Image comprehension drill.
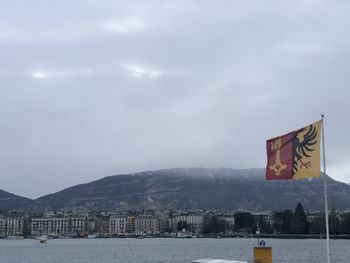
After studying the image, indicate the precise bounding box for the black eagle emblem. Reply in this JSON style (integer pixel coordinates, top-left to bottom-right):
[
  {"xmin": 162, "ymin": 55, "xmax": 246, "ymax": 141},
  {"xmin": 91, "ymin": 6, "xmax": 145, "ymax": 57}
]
[{"xmin": 292, "ymin": 124, "xmax": 318, "ymax": 175}]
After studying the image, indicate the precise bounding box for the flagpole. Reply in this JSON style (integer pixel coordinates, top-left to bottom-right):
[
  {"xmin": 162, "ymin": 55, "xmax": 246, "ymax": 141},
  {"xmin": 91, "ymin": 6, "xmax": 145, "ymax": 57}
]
[{"xmin": 321, "ymin": 114, "xmax": 331, "ymax": 263}]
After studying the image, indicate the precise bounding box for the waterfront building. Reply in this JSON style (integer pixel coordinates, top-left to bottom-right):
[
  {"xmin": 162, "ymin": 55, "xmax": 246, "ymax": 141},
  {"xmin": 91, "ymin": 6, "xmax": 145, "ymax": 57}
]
[
  {"xmin": 158, "ymin": 211, "xmax": 172, "ymax": 233},
  {"xmin": 171, "ymin": 211, "xmax": 204, "ymax": 233},
  {"xmin": 70, "ymin": 217, "xmax": 88, "ymax": 236},
  {"xmin": 220, "ymin": 213, "xmax": 235, "ymax": 232},
  {"xmin": 134, "ymin": 215, "xmax": 160, "ymax": 235},
  {"xmin": 306, "ymin": 211, "xmax": 325, "ymax": 222},
  {"xmin": 127, "ymin": 215, "xmax": 135, "ymax": 234},
  {"xmin": 93, "ymin": 214, "xmax": 110, "ymax": 235},
  {"xmin": 31, "ymin": 216, "xmax": 88, "ymax": 236},
  {"xmin": 234, "ymin": 212, "xmax": 254, "ymax": 233},
  {"xmin": 31, "ymin": 217, "xmax": 70, "ymax": 236},
  {"xmin": 109, "ymin": 215, "xmax": 128, "ymax": 236},
  {"xmin": 0, "ymin": 217, "xmax": 24, "ymax": 237},
  {"xmin": 252, "ymin": 212, "xmax": 273, "ymax": 229}
]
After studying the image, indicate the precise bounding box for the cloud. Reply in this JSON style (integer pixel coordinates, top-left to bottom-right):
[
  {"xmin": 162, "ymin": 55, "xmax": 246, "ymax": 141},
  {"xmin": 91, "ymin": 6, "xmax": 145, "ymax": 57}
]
[
  {"xmin": 32, "ymin": 72, "xmax": 47, "ymax": 79},
  {"xmin": 282, "ymin": 43, "xmax": 324, "ymax": 53},
  {"xmin": 329, "ymin": 161, "xmax": 350, "ymax": 184},
  {"xmin": 28, "ymin": 69, "xmax": 93, "ymax": 79},
  {"xmin": 122, "ymin": 64, "xmax": 164, "ymax": 78},
  {"xmin": 0, "ymin": 14, "xmax": 146, "ymax": 42},
  {"xmin": 102, "ymin": 18, "xmax": 146, "ymax": 34},
  {"xmin": 1, "ymin": 0, "xmax": 350, "ymax": 198}
]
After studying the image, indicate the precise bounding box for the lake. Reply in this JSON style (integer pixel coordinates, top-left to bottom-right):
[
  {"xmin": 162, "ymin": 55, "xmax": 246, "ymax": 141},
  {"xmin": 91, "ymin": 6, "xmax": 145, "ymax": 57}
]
[{"xmin": 0, "ymin": 238, "xmax": 349, "ymax": 263}]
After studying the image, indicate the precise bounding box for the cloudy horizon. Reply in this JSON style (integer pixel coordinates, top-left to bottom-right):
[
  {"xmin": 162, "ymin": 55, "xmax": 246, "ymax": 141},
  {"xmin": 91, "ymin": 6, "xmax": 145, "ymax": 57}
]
[{"xmin": 1, "ymin": 0, "xmax": 350, "ymax": 199}]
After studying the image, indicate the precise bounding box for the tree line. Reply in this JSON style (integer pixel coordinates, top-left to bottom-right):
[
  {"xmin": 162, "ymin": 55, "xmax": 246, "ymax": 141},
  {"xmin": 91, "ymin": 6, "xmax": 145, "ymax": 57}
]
[{"xmin": 193, "ymin": 203, "xmax": 350, "ymax": 235}]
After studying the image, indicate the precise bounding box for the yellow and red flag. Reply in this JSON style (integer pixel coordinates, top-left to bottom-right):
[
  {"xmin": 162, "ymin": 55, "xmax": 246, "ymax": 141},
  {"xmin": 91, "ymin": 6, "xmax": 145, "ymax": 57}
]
[{"xmin": 266, "ymin": 120, "xmax": 321, "ymax": 180}]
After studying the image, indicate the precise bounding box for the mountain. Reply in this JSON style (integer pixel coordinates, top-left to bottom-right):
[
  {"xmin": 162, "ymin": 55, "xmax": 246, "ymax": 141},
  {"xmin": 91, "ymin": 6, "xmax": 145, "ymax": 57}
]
[
  {"xmin": 33, "ymin": 168, "xmax": 350, "ymax": 212},
  {"xmin": 0, "ymin": 189, "xmax": 34, "ymax": 211}
]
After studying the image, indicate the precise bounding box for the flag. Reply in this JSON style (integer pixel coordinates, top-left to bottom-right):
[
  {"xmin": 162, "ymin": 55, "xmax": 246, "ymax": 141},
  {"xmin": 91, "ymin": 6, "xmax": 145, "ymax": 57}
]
[{"xmin": 266, "ymin": 120, "xmax": 321, "ymax": 180}]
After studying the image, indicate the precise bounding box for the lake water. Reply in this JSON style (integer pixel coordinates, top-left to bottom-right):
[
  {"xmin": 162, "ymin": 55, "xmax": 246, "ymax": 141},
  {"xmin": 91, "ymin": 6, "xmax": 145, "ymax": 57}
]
[{"xmin": 0, "ymin": 238, "xmax": 349, "ymax": 263}]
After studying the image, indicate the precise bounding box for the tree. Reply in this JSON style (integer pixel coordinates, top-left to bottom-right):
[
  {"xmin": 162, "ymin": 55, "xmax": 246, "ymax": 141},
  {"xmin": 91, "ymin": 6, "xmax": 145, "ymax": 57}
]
[
  {"xmin": 329, "ymin": 208, "xmax": 341, "ymax": 234},
  {"xmin": 274, "ymin": 210, "xmax": 293, "ymax": 234},
  {"xmin": 340, "ymin": 213, "xmax": 350, "ymax": 234},
  {"xmin": 293, "ymin": 202, "xmax": 308, "ymax": 234},
  {"xmin": 177, "ymin": 220, "xmax": 188, "ymax": 231},
  {"xmin": 309, "ymin": 216, "xmax": 325, "ymax": 235},
  {"xmin": 201, "ymin": 216, "xmax": 228, "ymax": 234}
]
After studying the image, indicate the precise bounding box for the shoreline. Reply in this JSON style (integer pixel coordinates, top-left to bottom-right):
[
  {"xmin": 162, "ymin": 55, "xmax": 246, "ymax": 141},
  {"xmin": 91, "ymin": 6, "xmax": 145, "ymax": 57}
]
[{"xmin": 2, "ymin": 234, "xmax": 350, "ymax": 240}]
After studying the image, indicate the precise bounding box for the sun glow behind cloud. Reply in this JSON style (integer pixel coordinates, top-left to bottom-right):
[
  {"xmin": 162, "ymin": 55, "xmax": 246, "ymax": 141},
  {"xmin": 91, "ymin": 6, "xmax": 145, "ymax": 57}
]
[
  {"xmin": 29, "ymin": 69, "xmax": 93, "ymax": 79},
  {"xmin": 32, "ymin": 72, "xmax": 47, "ymax": 79},
  {"xmin": 122, "ymin": 64, "xmax": 164, "ymax": 78}
]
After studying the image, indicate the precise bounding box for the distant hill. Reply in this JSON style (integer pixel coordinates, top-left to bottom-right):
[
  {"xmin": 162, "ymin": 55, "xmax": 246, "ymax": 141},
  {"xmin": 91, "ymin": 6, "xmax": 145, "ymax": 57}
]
[
  {"xmin": 0, "ymin": 189, "xmax": 34, "ymax": 211},
  {"xmin": 30, "ymin": 168, "xmax": 350, "ymax": 212}
]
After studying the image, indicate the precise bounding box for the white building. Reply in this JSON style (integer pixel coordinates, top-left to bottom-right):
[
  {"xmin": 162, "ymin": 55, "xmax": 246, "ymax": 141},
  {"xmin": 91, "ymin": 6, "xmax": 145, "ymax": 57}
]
[
  {"xmin": 31, "ymin": 217, "xmax": 87, "ymax": 236},
  {"xmin": 172, "ymin": 212, "xmax": 204, "ymax": 233},
  {"xmin": 70, "ymin": 217, "xmax": 88, "ymax": 236},
  {"xmin": 31, "ymin": 217, "xmax": 69, "ymax": 236},
  {"xmin": 134, "ymin": 215, "xmax": 159, "ymax": 235},
  {"xmin": 0, "ymin": 217, "xmax": 24, "ymax": 236},
  {"xmin": 109, "ymin": 215, "xmax": 128, "ymax": 236}
]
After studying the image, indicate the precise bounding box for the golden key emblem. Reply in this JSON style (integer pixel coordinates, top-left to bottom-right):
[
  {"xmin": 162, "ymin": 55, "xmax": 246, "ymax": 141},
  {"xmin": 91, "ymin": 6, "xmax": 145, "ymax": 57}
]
[{"xmin": 269, "ymin": 138, "xmax": 287, "ymax": 176}]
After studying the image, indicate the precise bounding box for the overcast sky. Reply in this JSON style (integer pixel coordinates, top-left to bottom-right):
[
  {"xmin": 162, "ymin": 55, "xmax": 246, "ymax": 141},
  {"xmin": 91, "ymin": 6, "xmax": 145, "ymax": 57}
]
[{"xmin": 1, "ymin": 0, "xmax": 350, "ymax": 199}]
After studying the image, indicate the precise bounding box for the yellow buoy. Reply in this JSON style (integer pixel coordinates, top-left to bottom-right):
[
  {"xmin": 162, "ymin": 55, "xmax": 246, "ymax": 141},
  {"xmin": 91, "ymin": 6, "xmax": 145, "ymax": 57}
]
[{"xmin": 253, "ymin": 247, "xmax": 272, "ymax": 263}]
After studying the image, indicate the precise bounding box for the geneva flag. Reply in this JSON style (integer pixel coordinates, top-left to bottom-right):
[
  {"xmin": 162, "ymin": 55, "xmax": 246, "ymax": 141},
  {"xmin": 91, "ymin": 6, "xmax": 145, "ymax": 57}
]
[{"xmin": 266, "ymin": 120, "xmax": 321, "ymax": 180}]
